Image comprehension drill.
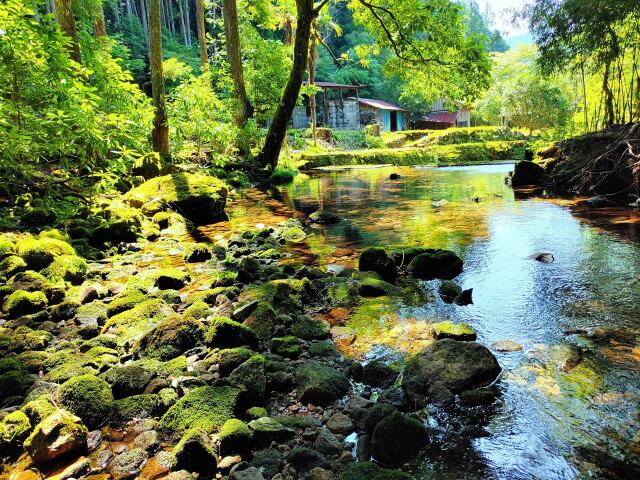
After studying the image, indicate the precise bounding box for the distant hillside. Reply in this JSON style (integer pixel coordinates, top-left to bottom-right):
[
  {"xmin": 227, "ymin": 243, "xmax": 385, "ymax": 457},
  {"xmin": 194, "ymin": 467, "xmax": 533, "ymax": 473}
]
[{"xmin": 506, "ymin": 32, "xmax": 534, "ymax": 48}]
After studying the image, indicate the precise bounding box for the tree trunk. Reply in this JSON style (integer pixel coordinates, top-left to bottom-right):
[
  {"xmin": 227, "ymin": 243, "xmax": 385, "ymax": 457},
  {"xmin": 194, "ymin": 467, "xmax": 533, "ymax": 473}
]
[
  {"xmin": 309, "ymin": 20, "xmax": 317, "ymax": 145},
  {"xmin": 54, "ymin": 0, "xmax": 81, "ymax": 63},
  {"xmin": 139, "ymin": 0, "xmax": 149, "ymax": 46},
  {"xmin": 222, "ymin": 0, "xmax": 250, "ymax": 126},
  {"xmin": 196, "ymin": 0, "xmax": 209, "ymax": 70},
  {"xmin": 149, "ymin": 0, "xmax": 170, "ymax": 154},
  {"xmin": 256, "ymin": 0, "xmax": 316, "ymax": 170},
  {"xmin": 168, "ymin": 0, "xmax": 176, "ymax": 35},
  {"xmin": 93, "ymin": 6, "xmax": 107, "ymax": 37},
  {"xmin": 177, "ymin": 0, "xmax": 188, "ymax": 45},
  {"xmin": 603, "ymin": 61, "xmax": 615, "ymax": 127},
  {"xmin": 184, "ymin": 0, "xmax": 192, "ymax": 46}
]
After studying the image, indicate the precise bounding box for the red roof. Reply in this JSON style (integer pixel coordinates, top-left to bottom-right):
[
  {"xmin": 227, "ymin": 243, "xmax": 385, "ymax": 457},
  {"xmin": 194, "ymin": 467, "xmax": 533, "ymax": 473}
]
[
  {"xmin": 356, "ymin": 98, "xmax": 408, "ymax": 112},
  {"xmin": 421, "ymin": 111, "xmax": 458, "ymax": 124},
  {"xmin": 303, "ymin": 81, "xmax": 361, "ymax": 89}
]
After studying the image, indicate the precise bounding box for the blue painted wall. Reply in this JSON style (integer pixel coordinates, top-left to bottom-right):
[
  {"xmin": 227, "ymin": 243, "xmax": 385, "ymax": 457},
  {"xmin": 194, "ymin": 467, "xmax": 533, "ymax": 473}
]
[{"xmin": 380, "ymin": 110, "xmax": 391, "ymax": 131}]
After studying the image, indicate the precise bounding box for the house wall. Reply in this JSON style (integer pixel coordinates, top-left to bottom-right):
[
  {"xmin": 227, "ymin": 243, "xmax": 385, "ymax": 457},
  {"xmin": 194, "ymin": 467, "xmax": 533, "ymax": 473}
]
[
  {"xmin": 456, "ymin": 108, "xmax": 471, "ymax": 127},
  {"xmin": 327, "ymin": 99, "xmax": 360, "ymax": 130},
  {"xmin": 292, "ymin": 106, "xmax": 308, "ymax": 129}
]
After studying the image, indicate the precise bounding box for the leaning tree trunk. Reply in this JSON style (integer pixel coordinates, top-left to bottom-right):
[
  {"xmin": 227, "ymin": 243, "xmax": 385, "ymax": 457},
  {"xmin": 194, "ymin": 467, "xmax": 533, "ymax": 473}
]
[
  {"xmin": 54, "ymin": 0, "xmax": 81, "ymax": 63},
  {"xmin": 222, "ymin": 0, "xmax": 250, "ymax": 126},
  {"xmin": 149, "ymin": 0, "xmax": 170, "ymax": 154},
  {"xmin": 256, "ymin": 0, "xmax": 316, "ymax": 170},
  {"xmin": 603, "ymin": 61, "xmax": 615, "ymax": 127},
  {"xmin": 93, "ymin": 5, "xmax": 107, "ymax": 37},
  {"xmin": 196, "ymin": 0, "xmax": 209, "ymax": 70},
  {"xmin": 309, "ymin": 20, "xmax": 318, "ymax": 145}
]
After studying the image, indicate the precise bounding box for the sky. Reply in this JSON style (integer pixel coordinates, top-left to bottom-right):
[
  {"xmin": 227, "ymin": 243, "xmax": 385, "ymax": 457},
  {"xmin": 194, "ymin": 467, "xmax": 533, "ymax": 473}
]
[{"xmin": 481, "ymin": 0, "xmax": 530, "ymax": 38}]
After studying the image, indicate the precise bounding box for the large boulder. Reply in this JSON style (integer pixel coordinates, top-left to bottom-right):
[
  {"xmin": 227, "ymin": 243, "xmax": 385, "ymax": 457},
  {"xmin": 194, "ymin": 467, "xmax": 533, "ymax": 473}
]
[
  {"xmin": 125, "ymin": 174, "xmax": 228, "ymax": 224},
  {"xmin": 172, "ymin": 428, "xmax": 217, "ymax": 473},
  {"xmin": 358, "ymin": 247, "xmax": 396, "ymax": 281},
  {"xmin": 402, "ymin": 339, "xmax": 501, "ymax": 407},
  {"xmin": 339, "ymin": 462, "xmax": 413, "ymax": 480},
  {"xmin": 136, "ymin": 315, "xmax": 205, "ymax": 361},
  {"xmin": 511, "ymin": 160, "xmax": 547, "ymax": 187},
  {"xmin": 408, "ymin": 250, "xmax": 463, "ymax": 280},
  {"xmin": 370, "ymin": 411, "xmax": 428, "ymax": 467},
  {"xmin": 56, "ymin": 374, "xmax": 114, "ymax": 429},
  {"xmin": 24, "ymin": 409, "xmax": 88, "ymax": 466},
  {"xmin": 295, "ymin": 361, "xmax": 350, "ymax": 406}
]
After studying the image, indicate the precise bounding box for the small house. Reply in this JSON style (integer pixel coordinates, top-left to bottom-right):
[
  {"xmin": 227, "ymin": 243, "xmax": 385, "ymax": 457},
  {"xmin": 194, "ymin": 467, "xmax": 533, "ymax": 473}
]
[
  {"xmin": 292, "ymin": 82, "xmax": 361, "ymax": 130},
  {"xmin": 355, "ymin": 98, "xmax": 408, "ymax": 132},
  {"xmin": 414, "ymin": 99, "xmax": 471, "ymax": 130}
]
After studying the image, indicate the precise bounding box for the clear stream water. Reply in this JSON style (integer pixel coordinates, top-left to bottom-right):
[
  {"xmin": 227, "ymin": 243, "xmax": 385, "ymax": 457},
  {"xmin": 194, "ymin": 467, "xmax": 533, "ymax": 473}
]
[{"xmin": 209, "ymin": 163, "xmax": 640, "ymax": 479}]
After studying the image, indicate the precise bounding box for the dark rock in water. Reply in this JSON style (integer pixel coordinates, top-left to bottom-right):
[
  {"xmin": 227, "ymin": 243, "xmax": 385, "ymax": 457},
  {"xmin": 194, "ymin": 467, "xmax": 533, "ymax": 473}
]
[
  {"xmin": 389, "ymin": 173, "xmax": 401, "ymax": 180},
  {"xmin": 295, "ymin": 362, "xmax": 350, "ymax": 406},
  {"xmin": 358, "ymin": 247, "xmax": 396, "ymax": 282},
  {"xmin": 432, "ymin": 321, "xmax": 477, "ymax": 341},
  {"xmin": 364, "ymin": 402, "xmax": 397, "ymax": 433},
  {"xmin": 438, "ymin": 280, "xmax": 462, "ymax": 303},
  {"xmin": 454, "ymin": 288, "xmax": 473, "ymax": 306},
  {"xmin": 408, "ymin": 250, "xmax": 463, "ymax": 280},
  {"xmin": 370, "ymin": 411, "xmax": 428, "ymax": 467},
  {"xmin": 459, "ymin": 387, "xmax": 498, "ymax": 406},
  {"xmin": 510, "ymin": 160, "xmax": 547, "ymax": 187},
  {"xmin": 172, "ymin": 428, "xmax": 217, "ymax": 473},
  {"xmin": 587, "ymin": 195, "xmax": 611, "ymax": 208},
  {"xmin": 362, "ymin": 360, "xmax": 398, "ymax": 388},
  {"xmin": 402, "ymin": 339, "xmax": 501, "ymax": 408},
  {"xmin": 377, "ymin": 387, "xmax": 409, "ymax": 410},
  {"xmin": 533, "ymin": 252, "xmax": 554, "ymax": 263},
  {"xmin": 309, "ymin": 210, "xmax": 341, "ymax": 224},
  {"xmin": 339, "ymin": 461, "xmax": 413, "ymax": 480}
]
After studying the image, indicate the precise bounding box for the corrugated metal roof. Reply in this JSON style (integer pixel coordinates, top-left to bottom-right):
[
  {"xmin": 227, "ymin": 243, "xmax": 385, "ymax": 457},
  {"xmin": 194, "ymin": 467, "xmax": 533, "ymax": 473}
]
[
  {"xmin": 303, "ymin": 81, "xmax": 361, "ymax": 89},
  {"xmin": 356, "ymin": 98, "xmax": 409, "ymax": 112},
  {"xmin": 421, "ymin": 111, "xmax": 458, "ymax": 124}
]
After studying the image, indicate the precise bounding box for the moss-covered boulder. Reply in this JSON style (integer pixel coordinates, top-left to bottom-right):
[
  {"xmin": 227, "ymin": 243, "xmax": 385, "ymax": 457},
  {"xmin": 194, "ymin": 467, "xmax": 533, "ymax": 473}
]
[
  {"xmin": 338, "ymin": 461, "xmax": 413, "ymax": 480},
  {"xmin": 243, "ymin": 301, "xmax": 277, "ymax": 340},
  {"xmin": 248, "ymin": 417, "xmax": 295, "ymax": 446},
  {"xmin": 57, "ymin": 375, "xmax": 114, "ymax": 429},
  {"xmin": 155, "ymin": 268, "xmax": 190, "ymax": 290},
  {"xmin": 172, "ymin": 428, "xmax": 217, "ymax": 473},
  {"xmin": 183, "ymin": 243, "xmax": 212, "ymax": 263},
  {"xmin": 357, "ymin": 276, "xmax": 400, "ymax": 297},
  {"xmin": 402, "ymin": 338, "xmax": 501, "ymax": 407},
  {"xmin": 24, "ymin": 409, "xmax": 88, "ymax": 466},
  {"xmin": 362, "ymin": 360, "xmax": 399, "ymax": 389},
  {"xmin": 136, "ymin": 314, "xmax": 205, "ymax": 361},
  {"xmin": 0, "ymin": 237, "xmax": 16, "ymax": 259},
  {"xmin": 41, "ymin": 255, "xmax": 88, "ymax": 284},
  {"xmin": 218, "ymin": 347, "xmax": 256, "ymax": 376},
  {"xmin": 408, "ymin": 250, "xmax": 463, "ymax": 280},
  {"xmin": 101, "ymin": 365, "xmax": 156, "ymax": 399},
  {"xmin": 291, "ymin": 317, "xmax": 330, "ymax": 340},
  {"xmin": 159, "ymin": 386, "xmax": 240, "ymax": 437},
  {"xmin": 184, "ymin": 289, "xmax": 221, "ymax": 307},
  {"xmin": 102, "ymin": 299, "xmax": 172, "ymax": 346},
  {"xmin": 2, "ymin": 290, "xmax": 47, "ymax": 316},
  {"xmin": 125, "ymin": 174, "xmax": 228, "ymax": 224},
  {"xmin": 358, "ymin": 247, "xmax": 396, "ymax": 281},
  {"xmin": 112, "ymin": 394, "xmax": 165, "ymax": 422},
  {"xmin": 370, "ymin": 411, "xmax": 428, "ymax": 467},
  {"xmin": 205, "ymin": 317, "xmax": 258, "ymax": 350},
  {"xmin": 182, "ymin": 301, "xmax": 210, "ymax": 322},
  {"xmin": 432, "ymin": 321, "xmax": 477, "ymax": 341},
  {"xmin": 229, "ymin": 355, "xmax": 266, "ymax": 402},
  {"xmin": 0, "ymin": 410, "xmax": 31, "ymax": 454},
  {"xmin": 219, "ymin": 418, "xmax": 252, "ymax": 455},
  {"xmin": 20, "ymin": 208, "xmax": 57, "ymax": 228},
  {"xmin": 107, "ymin": 289, "xmax": 147, "ymax": 317},
  {"xmin": 0, "ymin": 255, "xmax": 27, "ymax": 278},
  {"xmin": 271, "ymin": 336, "xmax": 301, "ymax": 359},
  {"xmin": 17, "ymin": 237, "xmax": 76, "ymax": 270},
  {"xmin": 295, "ymin": 362, "xmax": 350, "ymax": 406}
]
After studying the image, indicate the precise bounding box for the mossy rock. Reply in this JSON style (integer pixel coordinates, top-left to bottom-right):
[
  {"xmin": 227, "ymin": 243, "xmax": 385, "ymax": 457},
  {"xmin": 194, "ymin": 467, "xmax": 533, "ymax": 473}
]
[
  {"xmin": 280, "ymin": 225, "xmax": 306, "ymax": 242},
  {"xmin": 357, "ymin": 276, "xmax": 400, "ymax": 297},
  {"xmin": 432, "ymin": 321, "xmax": 476, "ymax": 341},
  {"xmin": 136, "ymin": 314, "xmax": 205, "ymax": 361},
  {"xmin": 38, "ymin": 229, "xmax": 70, "ymax": 242},
  {"xmin": 125, "ymin": 173, "xmax": 228, "ymax": 224},
  {"xmin": 205, "ymin": 317, "xmax": 258, "ymax": 350},
  {"xmin": 218, "ymin": 347, "xmax": 256, "ymax": 376},
  {"xmin": 41, "ymin": 255, "xmax": 88, "ymax": 284},
  {"xmin": 0, "ymin": 368, "xmax": 33, "ymax": 403},
  {"xmin": 8, "ymin": 328, "xmax": 53, "ymax": 353},
  {"xmin": 219, "ymin": 418, "xmax": 252, "ymax": 455},
  {"xmin": 0, "ymin": 237, "xmax": 16, "ymax": 259},
  {"xmin": 155, "ymin": 268, "xmax": 190, "ymax": 290},
  {"xmin": 171, "ymin": 428, "xmax": 217, "ymax": 473},
  {"xmin": 0, "ymin": 255, "xmax": 27, "ymax": 278},
  {"xmin": 183, "ymin": 243, "xmax": 213, "ymax": 263},
  {"xmin": 101, "ymin": 365, "xmax": 156, "ymax": 399},
  {"xmin": 291, "ymin": 317, "xmax": 330, "ymax": 340},
  {"xmin": 75, "ymin": 302, "xmax": 108, "ymax": 327},
  {"xmin": 2, "ymin": 290, "xmax": 47, "ymax": 317},
  {"xmin": 102, "ymin": 299, "xmax": 172, "ymax": 347},
  {"xmin": 57, "ymin": 374, "xmax": 114, "ymax": 429},
  {"xmin": 7, "ymin": 270, "xmax": 49, "ymax": 293},
  {"xmin": 308, "ymin": 340, "xmax": 338, "ymax": 358},
  {"xmin": 358, "ymin": 247, "xmax": 396, "ymax": 282},
  {"xmin": 408, "ymin": 250, "xmax": 463, "ymax": 280},
  {"xmin": 155, "ymin": 289, "xmax": 182, "ymax": 305},
  {"xmin": 21, "ymin": 398, "xmax": 56, "ymax": 425},
  {"xmin": 48, "ymin": 300, "xmax": 80, "ymax": 321},
  {"xmin": 362, "ymin": 360, "xmax": 400, "ymax": 389},
  {"xmin": 112, "ymin": 394, "xmax": 164, "ymax": 422},
  {"xmin": 151, "ymin": 211, "xmax": 172, "ymax": 229},
  {"xmin": 229, "ymin": 355, "xmax": 266, "ymax": 403},
  {"xmin": 370, "ymin": 411, "xmax": 428, "ymax": 467},
  {"xmin": 0, "ymin": 410, "xmax": 31, "ymax": 454},
  {"xmin": 17, "ymin": 237, "xmax": 76, "ymax": 270},
  {"xmin": 248, "ymin": 417, "xmax": 295, "ymax": 445},
  {"xmin": 20, "ymin": 208, "xmax": 57, "ymax": 228},
  {"xmin": 24, "ymin": 409, "xmax": 88, "ymax": 466},
  {"xmin": 438, "ymin": 280, "xmax": 462, "ymax": 303},
  {"xmin": 295, "ymin": 362, "xmax": 350, "ymax": 406},
  {"xmin": 246, "ymin": 406, "xmax": 268, "ymax": 419},
  {"xmin": 158, "ymin": 386, "xmax": 240, "ymax": 437},
  {"xmin": 243, "ymin": 301, "xmax": 277, "ymax": 340},
  {"xmin": 182, "ymin": 301, "xmax": 211, "ymax": 322},
  {"xmin": 338, "ymin": 461, "xmax": 413, "ymax": 480},
  {"xmin": 184, "ymin": 289, "xmax": 222, "ymax": 307},
  {"xmin": 107, "ymin": 289, "xmax": 147, "ymax": 317},
  {"xmin": 271, "ymin": 336, "xmax": 301, "ymax": 359}
]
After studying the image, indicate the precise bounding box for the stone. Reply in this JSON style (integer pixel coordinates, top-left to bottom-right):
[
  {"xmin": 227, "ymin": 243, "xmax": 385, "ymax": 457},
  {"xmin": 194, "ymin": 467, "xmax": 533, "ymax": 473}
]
[
  {"xmin": 2, "ymin": 290, "xmax": 47, "ymax": 317},
  {"xmin": 171, "ymin": 428, "xmax": 217, "ymax": 473},
  {"xmin": 133, "ymin": 430, "xmax": 160, "ymax": 453},
  {"xmin": 295, "ymin": 362, "xmax": 350, "ymax": 406},
  {"xmin": 534, "ymin": 252, "xmax": 555, "ymax": 263},
  {"xmin": 491, "ymin": 340, "xmax": 523, "ymax": 352},
  {"xmin": 432, "ymin": 321, "xmax": 477, "ymax": 341},
  {"xmin": 358, "ymin": 247, "xmax": 396, "ymax": 282},
  {"xmin": 250, "ymin": 447, "xmax": 282, "ymax": 478},
  {"xmin": 271, "ymin": 336, "xmax": 302, "ymax": 359},
  {"xmin": 0, "ymin": 410, "xmax": 31, "ymax": 453},
  {"xmin": 24, "ymin": 409, "xmax": 88, "ymax": 466},
  {"xmin": 455, "ymin": 288, "xmax": 473, "ymax": 306},
  {"xmin": 315, "ymin": 427, "xmax": 343, "ymax": 456},
  {"xmin": 57, "ymin": 374, "xmax": 114, "ymax": 429},
  {"xmin": 408, "ymin": 250, "xmax": 463, "ymax": 280},
  {"xmin": 309, "ymin": 467, "xmax": 336, "ymax": 480},
  {"xmin": 183, "ymin": 243, "xmax": 213, "ymax": 263},
  {"xmin": 309, "ymin": 211, "xmax": 341, "ymax": 224},
  {"xmin": 438, "ymin": 280, "xmax": 462, "ymax": 303},
  {"xmin": 510, "ymin": 160, "xmax": 547, "ymax": 187},
  {"xmin": 47, "ymin": 456, "xmax": 90, "ymax": 480},
  {"xmin": 370, "ymin": 411, "xmax": 428, "ymax": 467},
  {"xmin": 338, "ymin": 461, "xmax": 413, "ymax": 480},
  {"xmin": 219, "ymin": 418, "xmax": 252, "ymax": 455},
  {"xmin": 230, "ymin": 467, "xmax": 265, "ymax": 480},
  {"xmin": 361, "ymin": 360, "xmax": 398, "ymax": 388},
  {"xmin": 325, "ymin": 412, "xmax": 354, "ymax": 435},
  {"xmin": 101, "ymin": 365, "xmax": 156, "ymax": 399},
  {"xmin": 402, "ymin": 339, "xmax": 501, "ymax": 407},
  {"xmin": 248, "ymin": 417, "xmax": 295, "ymax": 445},
  {"xmin": 136, "ymin": 315, "xmax": 205, "ymax": 361},
  {"xmin": 206, "ymin": 317, "xmax": 259, "ymax": 350},
  {"xmin": 108, "ymin": 448, "xmax": 148, "ymax": 480},
  {"xmin": 229, "ymin": 355, "xmax": 266, "ymax": 402},
  {"xmin": 288, "ymin": 446, "xmax": 324, "ymax": 471}
]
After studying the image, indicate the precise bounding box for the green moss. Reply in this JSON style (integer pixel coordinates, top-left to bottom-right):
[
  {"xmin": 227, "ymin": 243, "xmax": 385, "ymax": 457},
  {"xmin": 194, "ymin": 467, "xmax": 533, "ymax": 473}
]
[
  {"xmin": 24, "ymin": 409, "xmax": 88, "ymax": 466},
  {"xmin": 270, "ymin": 165, "xmax": 298, "ymax": 184},
  {"xmin": 151, "ymin": 211, "xmax": 172, "ymax": 229},
  {"xmin": 246, "ymin": 406, "xmax": 268, "ymax": 419},
  {"xmin": 158, "ymin": 386, "xmax": 240, "ymax": 437},
  {"xmin": 291, "ymin": 317, "xmax": 330, "ymax": 340},
  {"xmin": 16, "ymin": 351, "xmax": 48, "ymax": 373},
  {"xmin": 136, "ymin": 314, "xmax": 205, "ymax": 361},
  {"xmin": 271, "ymin": 336, "xmax": 301, "ymax": 359},
  {"xmin": 218, "ymin": 347, "xmax": 256, "ymax": 376},
  {"xmin": 112, "ymin": 394, "xmax": 164, "ymax": 423},
  {"xmin": 338, "ymin": 462, "xmax": 413, "ymax": 480},
  {"xmin": 357, "ymin": 276, "xmax": 400, "ymax": 297},
  {"xmin": 38, "ymin": 229, "xmax": 70, "ymax": 242},
  {"xmin": 212, "ymin": 270, "xmax": 238, "ymax": 287},
  {"xmin": 21, "ymin": 398, "xmax": 56, "ymax": 425},
  {"xmin": 155, "ymin": 289, "xmax": 182, "ymax": 304},
  {"xmin": 0, "ymin": 237, "xmax": 16, "ymax": 259},
  {"xmin": 0, "ymin": 255, "xmax": 27, "ymax": 278},
  {"xmin": 229, "ymin": 355, "xmax": 266, "ymax": 402},
  {"xmin": 57, "ymin": 374, "xmax": 114, "ymax": 429},
  {"xmin": 281, "ymin": 225, "xmax": 306, "ymax": 242},
  {"xmin": 171, "ymin": 428, "xmax": 217, "ymax": 474},
  {"xmin": 107, "ymin": 289, "xmax": 147, "ymax": 317},
  {"xmin": 0, "ymin": 410, "xmax": 31, "ymax": 452},
  {"xmin": 184, "ymin": 289, "xmax": 224, "ymax": 307},
  {"xmin": 44, "ymin": 362, "xmax": 97, "ymax": 383},
  {"xmin": 183, "ymin": 243, "xmax": 212, "ymax": 263},
  {"xmin": 308, "ymin": 340, "xmax": 338, "ymax": 357},
  {"xmin": 182, "ymin": 301, "xmax": 210, "ymax": 321},
  {"xmin": 219, "ymin": 418, "xmax": 252, "ymax": 454},
  {"xmin": 155, "ymin": 268, "xmax": 190, "ymax": 290},
  {"xmin": 271, "ymin": 415, "xmax": 316, "ymax": 429},
  {"xmin": 432, "ymin": 321, "xmax": 476, "ymax": 341},
  {"xmin": 295, "ymin": 361, "xmax": 350, "ymax": 406},
  {"xmin": 17, "ymin": 237, "xmax": 76, "ymax": 270},
  {"xmin": 205, "ymin": 317, "xmax": 258, "ymax": 349},
  {"xmin": 76, "ymin": 302, "xmax": 108, "ymax": 327},
  {"xmin": 2, "ymin": 290, "xmax": 47, "ymax": 316},
  {"xmin": 102, "ymin": 299, "xmax": 171, "ymax": 346},
  {"xmin": 243, "ymin": 301, "xmax": 277, "ymax": 340}
]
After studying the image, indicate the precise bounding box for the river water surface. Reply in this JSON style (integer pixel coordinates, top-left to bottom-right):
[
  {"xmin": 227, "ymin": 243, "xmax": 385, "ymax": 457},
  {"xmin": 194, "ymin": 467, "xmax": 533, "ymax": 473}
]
[{"xmin": 214, "ymin": 164, "xmax": 640, "ymax": 479}]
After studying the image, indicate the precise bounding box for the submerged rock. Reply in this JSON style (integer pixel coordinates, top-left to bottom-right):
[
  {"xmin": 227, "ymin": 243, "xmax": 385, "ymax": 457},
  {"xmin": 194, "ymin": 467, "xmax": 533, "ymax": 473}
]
[
  {"xmin": 408, "ymin": 249, "xmax": 463, "ymax": 280},
  {"xmin": 491, "ymin": 340, "xmax": 523, "ymax": 352},
  {"xmin": 438, "ymin": 280, "xmax": 462, "ymax": 303},
  {"xmin": 309, "ymin": 210, "xmax": 341, "ymax": 224},
  {"xmin": 510, "ymin": 160, "xmax": 547, "ymax": 187},
  {"xmin": 432, "ymin": 321, "xmax": 477, "ymax": 341},
  {"xmin": 402, "ymin": 339, "xmax": 501, "ymax": 407}
]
